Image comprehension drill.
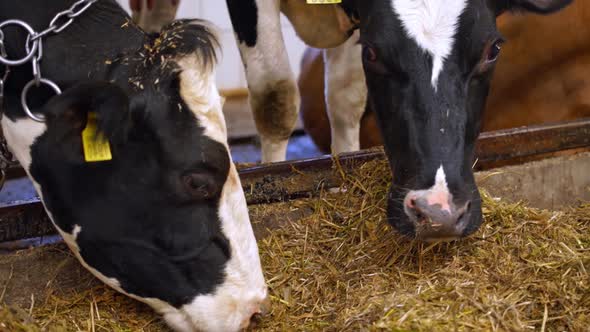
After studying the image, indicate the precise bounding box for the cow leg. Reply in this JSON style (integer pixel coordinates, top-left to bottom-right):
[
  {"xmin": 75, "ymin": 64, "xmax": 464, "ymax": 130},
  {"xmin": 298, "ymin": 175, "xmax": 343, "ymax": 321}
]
[
  {"xmin": 227, "ymin": 0, "xmax": 298, "ymax": 163},
  {"xmin": 132, "ymin": 0, "xmax": 179, "ymax": 33},
  {"xmin": 323, "ymin": 31, "xmax": 367, "ymax": 154}
]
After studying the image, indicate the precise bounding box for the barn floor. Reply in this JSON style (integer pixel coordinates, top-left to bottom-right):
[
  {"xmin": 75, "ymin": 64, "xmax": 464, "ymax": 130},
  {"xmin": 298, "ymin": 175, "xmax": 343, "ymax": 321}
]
[
  {"xmin": 230, "ymin": 134, "xmax": 323, "ymax": 164},
  {"xmin": 0, "ymin": 201, "xmax": 307, "ymax": 331}
]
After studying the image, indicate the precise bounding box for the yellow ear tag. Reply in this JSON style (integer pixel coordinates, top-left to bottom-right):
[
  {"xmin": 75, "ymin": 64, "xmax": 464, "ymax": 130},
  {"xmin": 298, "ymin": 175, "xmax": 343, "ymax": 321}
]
[
  {"xmin": 82, "ymin": 112, "xmax": 112, "ymax": 162},
  {"xmin": 307, "ymin": 0, "xmax": 341, "ymax": 3}
]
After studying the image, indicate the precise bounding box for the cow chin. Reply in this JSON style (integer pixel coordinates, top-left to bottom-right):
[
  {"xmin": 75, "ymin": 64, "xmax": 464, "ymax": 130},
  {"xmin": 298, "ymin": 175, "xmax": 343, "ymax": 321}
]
[{"xmin": 157, "ymin": 285, "xmax": 268, "ymax": 332}]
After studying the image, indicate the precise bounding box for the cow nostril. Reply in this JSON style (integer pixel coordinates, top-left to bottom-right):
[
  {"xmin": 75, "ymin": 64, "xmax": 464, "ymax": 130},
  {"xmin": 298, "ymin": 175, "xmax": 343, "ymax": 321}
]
[
  {"xmin": 457, "ymin": 201, "xmax": 471, "ymax": 223},
  {"xmin": 250, "ymin": 312, "xmax": 263, "ymax": 327},
  {"xmin": 409, "ymin": 198, "xmax": 416, "ymax": 208},
  {"xmin": 457, "ymin": 211, "xmax": 465, "ymax": 223},
  {"xmin": 415, "ymin": 210, "xmax": 425, "ymax": 221}
]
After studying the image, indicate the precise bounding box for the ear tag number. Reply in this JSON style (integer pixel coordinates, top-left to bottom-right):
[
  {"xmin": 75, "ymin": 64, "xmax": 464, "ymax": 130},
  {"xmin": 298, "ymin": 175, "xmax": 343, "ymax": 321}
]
[
  {"xmin": 82, "ymin": 112, "xmax": 112, "ymax": 162},
  {"xmin": 307, "ymin": 0, "xmax": 342, "ymax": 4}
]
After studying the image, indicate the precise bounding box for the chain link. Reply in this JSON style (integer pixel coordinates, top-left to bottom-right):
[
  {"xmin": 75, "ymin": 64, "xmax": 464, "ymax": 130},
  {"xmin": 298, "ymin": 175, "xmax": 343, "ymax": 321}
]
[
  {"xmin": 0, "ymin": 0, "xmax": 97, "ymax": 188},
  {"xmin": 0, "ymin": 33, "xmax": 10, "ymax": 101},
  {"xmin": 0, "ymin": 0, "xmax": 97, "ymax": 121},
  {"xmin": 31, "ymin": 0, "xmax": 99, "ymax": 40},
  {"xmin": 0, "ymin": 29, "xmax": 15, "ymax": 188},
  {"xmin": 0, "ymin": 127, "xmax": 16, "ymax": 189},
  {"xmin": 26, "ymin": 35, "xmax": 43, "ymax": 85}
]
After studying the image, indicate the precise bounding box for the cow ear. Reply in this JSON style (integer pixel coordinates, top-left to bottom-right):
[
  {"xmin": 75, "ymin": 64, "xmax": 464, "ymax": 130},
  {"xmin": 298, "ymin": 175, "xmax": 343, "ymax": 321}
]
[
  {"xmin": 496, "ymin": 0, "xmax": 573, "ymax": 15},
  {"xmin": 44, "ymin": 82, "xmax": 132, "ymax": 144}
]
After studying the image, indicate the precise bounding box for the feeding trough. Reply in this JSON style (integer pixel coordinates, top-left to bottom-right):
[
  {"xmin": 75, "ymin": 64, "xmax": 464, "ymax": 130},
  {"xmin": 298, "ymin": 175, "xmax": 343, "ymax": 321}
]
[{"xmin": 0, "ymin": 118, "xmax": 589, "ymax": 331}]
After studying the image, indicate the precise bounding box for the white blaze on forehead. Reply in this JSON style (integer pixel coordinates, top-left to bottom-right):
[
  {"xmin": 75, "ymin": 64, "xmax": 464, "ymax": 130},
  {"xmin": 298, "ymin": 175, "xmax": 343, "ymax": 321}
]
[
  {"xmin": 391, "ymin": 0, "xmax": 467, "ymax": 89},
  {"xmin": 177, "ymin": 55, "xmax": 228, "ymax": 144}
]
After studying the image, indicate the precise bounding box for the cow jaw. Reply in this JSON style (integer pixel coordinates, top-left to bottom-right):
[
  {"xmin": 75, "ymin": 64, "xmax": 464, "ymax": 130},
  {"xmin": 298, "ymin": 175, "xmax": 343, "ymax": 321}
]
[{"xmin": 1, "ymin": 116, "xmax": 128, "ymax": 295}]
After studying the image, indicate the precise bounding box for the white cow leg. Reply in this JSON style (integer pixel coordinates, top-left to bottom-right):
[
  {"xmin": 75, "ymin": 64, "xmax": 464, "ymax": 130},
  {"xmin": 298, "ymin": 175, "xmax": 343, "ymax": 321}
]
[
  {"xmin": 235, "ymin": 0, "xmax": 299, "ymax": 163},
  {"xmin": 323, "ymin": 31, "xmax": 367, "ymax": 155},
  {"xmin": 132, "ymin": 0, "xmax": 179, "ymax": 33},
  {"xmin": 248, "ymin": 77, "xmax": 298, "ymax": 163}
]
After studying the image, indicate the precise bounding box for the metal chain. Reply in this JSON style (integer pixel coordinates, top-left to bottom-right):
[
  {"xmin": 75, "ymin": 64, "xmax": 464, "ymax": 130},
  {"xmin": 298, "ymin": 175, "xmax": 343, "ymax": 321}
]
[
  {"xmin": 32, "ymin": 0, "xmax": 98, "ymax": 41},
  {"xmin": 0, "ymin": 0, "xmax": 97, "ymax": 121},
  {"xmin": 0, "ymin": 127, "xmax": 15, "ymax": 189},
  {"xmin": 0, "ymin": 28, "xmax": 10, "ymax": 105},
  {"xmin": 0, "ymin": 28, "xmax": 14, "ymax": 188},
  {"xmin": 0, "ymin": 0, "xmax": 98, "ymax": 189}
]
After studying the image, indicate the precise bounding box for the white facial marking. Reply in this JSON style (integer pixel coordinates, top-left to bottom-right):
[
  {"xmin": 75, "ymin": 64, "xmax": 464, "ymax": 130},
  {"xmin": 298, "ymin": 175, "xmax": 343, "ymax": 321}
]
[
  {"xmin": 392, "ymin": 0, "xmax": 467, "ymax": 90},
  {"xmin": 404, "ymin": 164, "xmax": 452, "ymax": 218},
  {"xmin": 177, "ymin": 54, "xmax": 268, "ymax": 331},
  {"xmin": 1, "ymin": 117, "xmax": 46, "ymax": 172},
  {"xmin": 433, "ymin": 165, "xmax": 448, "ymax": 192},
  {"xmin": 177, "ymin": 54, "xmax": 227, "ymax": 144},
  {"xmin": 426, "ymin": 164, "xmax": 452, "ymax": 212}
]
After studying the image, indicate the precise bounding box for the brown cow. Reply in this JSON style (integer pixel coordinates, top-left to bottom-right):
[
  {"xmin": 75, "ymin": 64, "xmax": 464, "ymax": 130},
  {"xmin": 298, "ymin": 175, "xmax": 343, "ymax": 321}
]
[{"xmin": 300, "ymin": 1, "xmax": 590, "ymax": 153}]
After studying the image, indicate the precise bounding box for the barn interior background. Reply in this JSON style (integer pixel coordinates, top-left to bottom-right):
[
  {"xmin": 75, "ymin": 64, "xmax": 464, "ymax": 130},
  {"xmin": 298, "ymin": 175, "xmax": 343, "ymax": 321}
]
[{"xmin": 116, "ymin": 0, "xmax": 321, "ymax": 162}]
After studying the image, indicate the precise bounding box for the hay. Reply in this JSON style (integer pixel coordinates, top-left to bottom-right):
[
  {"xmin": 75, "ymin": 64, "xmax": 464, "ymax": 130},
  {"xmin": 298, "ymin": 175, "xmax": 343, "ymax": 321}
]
[
  {"xmin": 1, "ymin": 159, "xmax": 589, "ymax": 331},
  {"xmin": 256, "ymin": 160, "xmax": 590, "ymax": 331},
  {"xmin": 0, "ymin": 284, "xmax": 167, "ymax": 332}
]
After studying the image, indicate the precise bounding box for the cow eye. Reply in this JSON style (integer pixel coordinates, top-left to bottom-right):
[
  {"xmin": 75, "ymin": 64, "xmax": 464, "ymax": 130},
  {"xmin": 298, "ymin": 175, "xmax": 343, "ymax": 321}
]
[
  {"xmin": 362, "ymin": 45, "xmax": 378, "ymax": 62},
  {"xmin": 181, "ymin": 173, "xmax": 219, "ymax": 200},
  {"xmin": 486, "ymin": 39, "xmax": 504, "ymax": 63}
]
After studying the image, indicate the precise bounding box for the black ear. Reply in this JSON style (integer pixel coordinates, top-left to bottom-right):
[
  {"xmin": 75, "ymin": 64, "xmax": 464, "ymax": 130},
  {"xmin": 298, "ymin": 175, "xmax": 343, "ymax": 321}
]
[
  {"xmin": 496, "ymin": 0, "xmax": 573, "ymax": 15},
  {"xmin": 43, "ymin": 81, "xmax": 132, "ymax": 144}
]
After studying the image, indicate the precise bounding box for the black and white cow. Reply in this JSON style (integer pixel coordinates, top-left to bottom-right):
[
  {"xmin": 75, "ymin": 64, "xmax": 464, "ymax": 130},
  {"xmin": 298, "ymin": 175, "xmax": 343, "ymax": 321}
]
[
  {"xmin": 0, "ymin": 1, "xmax": 267, "ymax": 331},
  {"xmin": 135, "ymin": 0, "xmax": 571, "ymax": 242},
  {"xmin": 348, "ymin": 0, "xmax": 570, "ymax": 241}
]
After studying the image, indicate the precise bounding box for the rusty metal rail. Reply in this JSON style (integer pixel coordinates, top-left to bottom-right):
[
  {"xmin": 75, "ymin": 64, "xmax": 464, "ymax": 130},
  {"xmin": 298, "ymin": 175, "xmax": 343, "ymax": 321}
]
[{"xmin": 1, "ymin": 118, "xmax": 590, "ymax": 243}]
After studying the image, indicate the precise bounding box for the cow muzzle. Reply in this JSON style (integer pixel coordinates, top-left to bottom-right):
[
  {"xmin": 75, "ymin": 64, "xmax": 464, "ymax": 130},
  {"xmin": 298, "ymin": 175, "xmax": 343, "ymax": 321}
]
[{"xmin": 403, "ymin": 188, "xmax": 472, "ymax": 242}]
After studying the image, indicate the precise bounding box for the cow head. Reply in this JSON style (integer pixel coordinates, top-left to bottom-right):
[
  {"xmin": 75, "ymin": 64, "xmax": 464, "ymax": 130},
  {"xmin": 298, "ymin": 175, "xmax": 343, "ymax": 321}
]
[
  {"xmin": 352, "ymin": 0, "xmax": 571, "ymax": 241},
  {"xmin": 1, "ymin": 21, "xmax": 267, "ymax": 332}
]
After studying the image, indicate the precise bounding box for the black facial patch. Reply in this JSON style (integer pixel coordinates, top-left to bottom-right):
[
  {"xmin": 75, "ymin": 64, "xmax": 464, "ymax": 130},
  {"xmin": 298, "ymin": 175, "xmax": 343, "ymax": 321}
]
[
  {"xmin": 226, "ymin": 0, "xmax": 258, "ymax": 47},
  {"xmin": 29, "ymin": 77, "xmax": 231, "ymax": 307}
]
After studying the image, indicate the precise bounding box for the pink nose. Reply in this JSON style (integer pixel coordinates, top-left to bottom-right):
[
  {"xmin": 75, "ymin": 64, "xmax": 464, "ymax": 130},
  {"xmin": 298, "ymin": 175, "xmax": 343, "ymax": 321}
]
[{"xmin": 404, "ymin": 190, "xmax": 470, "ymax": 241}]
